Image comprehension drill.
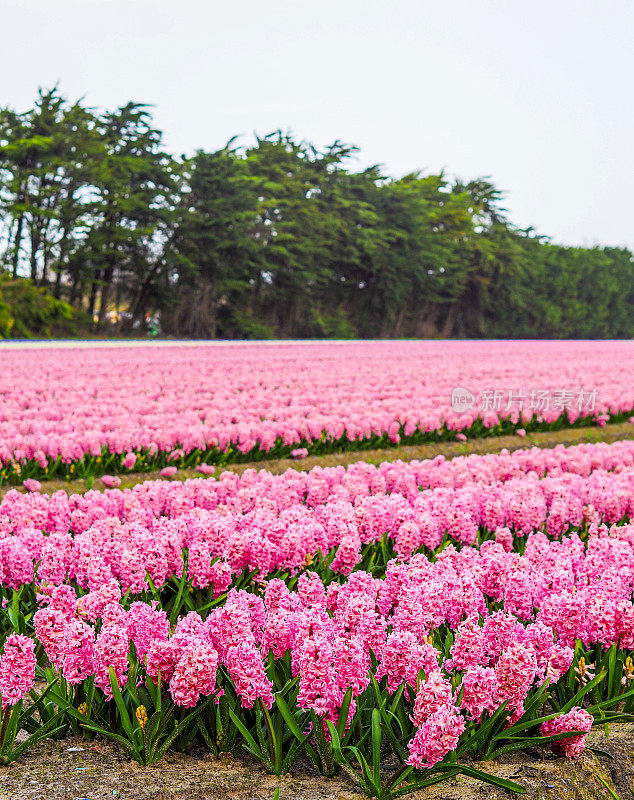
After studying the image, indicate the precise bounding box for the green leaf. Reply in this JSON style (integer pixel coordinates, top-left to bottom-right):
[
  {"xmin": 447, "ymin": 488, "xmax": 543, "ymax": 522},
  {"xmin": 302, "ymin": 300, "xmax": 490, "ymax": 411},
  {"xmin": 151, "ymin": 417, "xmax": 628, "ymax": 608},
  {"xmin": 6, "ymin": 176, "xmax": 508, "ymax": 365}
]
[
  {"xmin": 82, "ymin": 725, "xmax": 139, "ymax": 758},
  {"xmin": 108, "ymin": 667, "xmax": 136, "ymax": 744},
  {"xmin": 389, "ymin": 769, "xmax": 460, "ymax": 799},
  {"xmin": 228, "ymin": 708, "xmax": 264, "ymax": 762},
  {"xmin": 588, "ymin": 683, "xmax": 634, "ymax": 714},
  {"xmin": 371, "ymin": 708, "xmax": 381, "ymax": 787},
  {"xmin": 326, "ymin": 721, "xmax": 367, "ymax": 789},
  {"xmin": 155, "ymin": 698, "xmax": 214, "ymax": 762},
  {"xmin": 9, "ymin": 722, "xmax": 67, "ymax": 761},
  {"xmin": 19, "ymin": 680, "xmax": 59, "ymax": 727},
  {"xmin": 456, "ymin": 701, "xmax": 508, "ymax": 757},
  {"xmin": 380, "ymin": 708, "xmax": 406, "ymax": 763},
  {"xmin": 337, "ymin": 688, "xmax": 353, "ymax": 741},
  {"xmin": 346, "ymin": 745, "xmax": 380, "ymax": 795},
  {"xmin": 144, "ymin": 710, "xmax": 162, "ymax": 754},
  {"xmin": 0, "ymin": 706, "xmax": 19, "ymax": 757},
  {"xmin": 274, "ymin": 694, "xmax": 306, "ymax": 742},
  {"xmin": 169, "ymin": 556, "xmax": 189, "ymax": 626},
  {"xmin": 560, "ymin": 670, "xmax": 607, "ymax": 714},
  {"xmin": 454, "ymin": 765, "xmax": 526, "ymax": 794},
  {"xmin": 195, "ymin": 717, "xmax": 215, "ymax": 753}
]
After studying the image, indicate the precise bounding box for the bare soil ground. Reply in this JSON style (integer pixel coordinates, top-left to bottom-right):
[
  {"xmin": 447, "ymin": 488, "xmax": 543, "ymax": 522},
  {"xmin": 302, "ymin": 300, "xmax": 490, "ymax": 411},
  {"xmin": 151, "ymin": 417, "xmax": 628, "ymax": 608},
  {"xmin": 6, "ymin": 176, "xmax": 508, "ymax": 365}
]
[
  {"xmin": 0, "ymin": 724, "xmax": 632, "ymax": 800},
  {"xmin": 3, "ymin": 421, "xmax": 634, "ymax": 500}
]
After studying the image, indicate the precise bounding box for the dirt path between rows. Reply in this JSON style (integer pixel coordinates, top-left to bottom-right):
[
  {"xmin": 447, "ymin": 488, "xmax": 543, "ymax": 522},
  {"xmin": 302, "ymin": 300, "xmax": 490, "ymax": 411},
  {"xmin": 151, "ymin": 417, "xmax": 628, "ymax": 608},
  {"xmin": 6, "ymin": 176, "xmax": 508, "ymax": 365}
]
[{"xmin": 3, "ymin": 421, "xmax": 633, "ymax": 499}]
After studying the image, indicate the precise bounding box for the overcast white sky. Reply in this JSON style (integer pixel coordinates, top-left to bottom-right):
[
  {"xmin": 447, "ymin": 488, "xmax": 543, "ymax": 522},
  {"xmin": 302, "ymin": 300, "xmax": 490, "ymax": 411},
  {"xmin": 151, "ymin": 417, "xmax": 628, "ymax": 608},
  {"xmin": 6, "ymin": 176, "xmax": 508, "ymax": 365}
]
[{"xmin": 2, "ymin": 0, "xmax": 633, "ymax": 249}]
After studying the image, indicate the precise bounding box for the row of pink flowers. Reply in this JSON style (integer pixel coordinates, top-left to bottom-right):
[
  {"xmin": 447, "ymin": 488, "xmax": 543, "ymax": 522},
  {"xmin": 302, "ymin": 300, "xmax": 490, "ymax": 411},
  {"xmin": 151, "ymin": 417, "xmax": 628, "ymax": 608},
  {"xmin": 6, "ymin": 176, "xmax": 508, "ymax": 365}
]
[
  {"xmin": 2, "ymin": 340, "xmax": 634, "ymax": 468},
  {"xmin": 1, "ymin": 440, "xmax": 634, "ymax": 593},
  {"xmin": 30, "ymin": 564, "xmax": 597, "ymax": 764},
  {"xmin": 2, "ymin": 438, "xmax": 624, "ymax": 765},
  {"xmin": 22, "ymin": 515, "xmax": 634, "ymax": 652}
]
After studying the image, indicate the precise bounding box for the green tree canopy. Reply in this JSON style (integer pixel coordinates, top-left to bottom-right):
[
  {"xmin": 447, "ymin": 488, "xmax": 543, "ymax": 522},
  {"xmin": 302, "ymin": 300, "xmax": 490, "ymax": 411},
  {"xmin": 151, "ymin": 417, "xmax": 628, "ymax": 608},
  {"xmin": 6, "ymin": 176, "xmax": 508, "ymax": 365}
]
[{"xmin": 1, "ymin": 87, "xmax": 632, "ymax": 340}]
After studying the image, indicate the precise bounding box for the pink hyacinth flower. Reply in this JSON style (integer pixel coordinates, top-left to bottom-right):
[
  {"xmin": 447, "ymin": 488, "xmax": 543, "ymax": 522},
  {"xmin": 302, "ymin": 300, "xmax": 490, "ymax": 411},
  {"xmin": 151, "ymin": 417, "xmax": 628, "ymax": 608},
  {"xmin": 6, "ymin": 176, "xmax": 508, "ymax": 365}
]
[
  {"xmin": 291, "ymin": 448, "xmax": 309, "ymax": 459},
  {"xmin": 100, "ymin": 475, "xmax": 121, "ymax": 488},
  {"xmin": 0, "ymin": 634, "xmax": 37, "ymax": 709},
  {"xmin": 122, "ymin": 452, "xmax": 137, "ymax": 469},
  {"xmin": 160, "ymin": 466, "xmax": 178, "ymax": 478},
  {"xmin": 196, "ymin": 464, "xmax": 215, "ymax": 475},
  {"xmin": 516, "ymin": 428, "xmax": 526, "ymax": 438},
  {"xmin": 407, "ymin": 704, "xmax": 466, "ymax": 769},
  {"xmin": 456, "ymin": 433, "xmax": 467, "ymax": 442},
  {"xmin": 22, "ymin": 479, "xmax": 41, "ymax": 493},
  {"xmin": 540, "ymin": 707, "xmax": 593, "ymax": 759}
]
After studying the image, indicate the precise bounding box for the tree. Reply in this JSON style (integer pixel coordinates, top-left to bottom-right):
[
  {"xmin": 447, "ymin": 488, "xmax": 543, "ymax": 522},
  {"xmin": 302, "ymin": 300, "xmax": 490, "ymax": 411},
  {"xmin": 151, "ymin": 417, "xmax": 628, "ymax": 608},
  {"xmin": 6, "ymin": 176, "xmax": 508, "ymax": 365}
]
[
  {"xmin": 87, "ymin": 102, "xmax": 177, "ymax": 325},
  {"xmin": 1, "ymin": 88, "xmax": 632, "ymax": 340},
  {"xmin": 164, "ymin": 145, "xmax": 259, "ymax": 337}
]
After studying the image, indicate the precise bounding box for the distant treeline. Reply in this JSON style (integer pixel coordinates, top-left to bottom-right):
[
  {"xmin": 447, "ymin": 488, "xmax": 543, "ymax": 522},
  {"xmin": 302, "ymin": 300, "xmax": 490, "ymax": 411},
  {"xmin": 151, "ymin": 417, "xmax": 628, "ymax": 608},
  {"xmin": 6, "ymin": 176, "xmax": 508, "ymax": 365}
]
[{"xmin": 1, "ymin": 87, "xmax": 633, "ymax": 339}]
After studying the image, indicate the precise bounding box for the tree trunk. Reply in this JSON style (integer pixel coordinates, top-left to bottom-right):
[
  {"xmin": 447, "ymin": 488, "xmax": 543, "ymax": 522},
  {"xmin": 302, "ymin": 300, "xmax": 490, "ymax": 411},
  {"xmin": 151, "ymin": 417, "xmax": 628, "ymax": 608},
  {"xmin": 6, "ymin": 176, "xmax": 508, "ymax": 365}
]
[
  {"xmin": 12, "ymin": 213, "xmax": 24, "ymax": 278},
  {"xmin": 88, "ymin": 270, "xmax": 100, "ymax": 319},
  {"xmin": 414, "ymin": 301, "xmax": 440, "ymax": 338},
  {"xmin": 30, "ymin": 226, "xmax": 41, "ymax": 283},
  {"xmin": 69, "ymin": 270, "xmax": 82, "ymax": 307},
  {"xmin": 440, "ymin": 304, "xmax": 458, "ymax": 338},
  {"xmin": 54, "ymin": 267, "xmax": 63, "ymax": 299},
  {"xmin": 125, "ymin": 259, "xmax": 165, "ymax": 332},
  {"xmin": 98, "ymin": 263, "xmax": 114, "ymax": 325},
  {"xmin": 40, "ymin": 246, "xmax": 49, "ymax": 287},
  {"xmin": 393, "ymin": 307, "xmax": 405, "ymax": 338}
]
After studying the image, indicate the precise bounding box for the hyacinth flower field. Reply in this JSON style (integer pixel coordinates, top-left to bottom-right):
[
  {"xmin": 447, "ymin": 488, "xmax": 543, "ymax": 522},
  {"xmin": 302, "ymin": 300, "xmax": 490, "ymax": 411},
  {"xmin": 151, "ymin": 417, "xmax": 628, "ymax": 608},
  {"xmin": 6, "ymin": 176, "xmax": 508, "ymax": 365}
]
[
  {"xmin": 1, "ymin": 347, "xmax": 634, "ymax": 800},
  {"xmin": 1, "ymin": 340, "xmax": 634, "ymax": 486}
]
